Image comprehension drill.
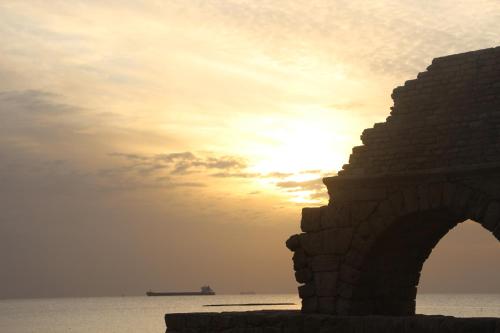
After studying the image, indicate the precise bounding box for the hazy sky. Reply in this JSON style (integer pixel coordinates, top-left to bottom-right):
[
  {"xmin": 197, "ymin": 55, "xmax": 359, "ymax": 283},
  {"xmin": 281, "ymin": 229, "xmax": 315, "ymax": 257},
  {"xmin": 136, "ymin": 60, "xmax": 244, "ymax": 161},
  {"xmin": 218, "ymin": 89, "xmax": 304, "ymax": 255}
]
[{"xmin": 1, "ymin": 1, "xmax": 499, "ymax": 298}]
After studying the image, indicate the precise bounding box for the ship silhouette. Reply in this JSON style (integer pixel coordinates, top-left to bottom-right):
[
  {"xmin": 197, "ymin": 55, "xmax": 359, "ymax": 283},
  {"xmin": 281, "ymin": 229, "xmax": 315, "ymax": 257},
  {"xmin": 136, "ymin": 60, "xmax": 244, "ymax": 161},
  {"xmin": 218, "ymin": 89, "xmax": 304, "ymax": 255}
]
[{"xmin": 146, "ymin": 285, "xmax": 215, "ymax": 296}]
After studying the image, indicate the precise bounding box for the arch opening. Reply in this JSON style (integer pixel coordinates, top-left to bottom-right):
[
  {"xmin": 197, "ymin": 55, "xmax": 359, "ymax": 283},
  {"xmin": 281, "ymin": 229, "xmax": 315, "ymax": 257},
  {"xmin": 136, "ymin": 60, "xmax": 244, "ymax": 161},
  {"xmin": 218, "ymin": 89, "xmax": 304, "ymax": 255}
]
[{"xmin": 351, "ymin": 209, "xmax": 467, "ymax": 315}]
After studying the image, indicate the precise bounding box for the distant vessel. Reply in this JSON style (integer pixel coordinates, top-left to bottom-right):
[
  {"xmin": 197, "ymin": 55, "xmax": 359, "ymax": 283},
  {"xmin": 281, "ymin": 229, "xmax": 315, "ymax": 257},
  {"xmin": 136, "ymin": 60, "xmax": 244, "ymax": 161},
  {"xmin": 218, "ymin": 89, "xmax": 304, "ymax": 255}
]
[
  {"xmin": 146, "ymin": 285, "xmax": 215, "ymax": 296},
  {"xmin": 239, "ymin": 291, "xmax": 256, "ymax": 295}
]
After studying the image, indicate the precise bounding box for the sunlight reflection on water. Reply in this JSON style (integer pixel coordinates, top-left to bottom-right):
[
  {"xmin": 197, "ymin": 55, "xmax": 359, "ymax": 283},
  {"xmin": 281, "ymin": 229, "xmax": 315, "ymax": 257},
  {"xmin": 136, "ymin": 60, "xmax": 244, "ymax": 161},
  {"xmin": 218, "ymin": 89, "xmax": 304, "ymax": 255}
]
[{"xmin": 0, "ymin": 294, "xmax": 499, "ymax": 333}]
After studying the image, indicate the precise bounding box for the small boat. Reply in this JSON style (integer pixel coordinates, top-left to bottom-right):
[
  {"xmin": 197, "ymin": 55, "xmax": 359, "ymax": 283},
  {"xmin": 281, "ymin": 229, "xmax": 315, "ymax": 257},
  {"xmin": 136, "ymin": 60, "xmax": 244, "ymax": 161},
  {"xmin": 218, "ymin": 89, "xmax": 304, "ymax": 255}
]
[{"xmin": 146, "ymin": 285, "xmax": 215, "ymax": 296}]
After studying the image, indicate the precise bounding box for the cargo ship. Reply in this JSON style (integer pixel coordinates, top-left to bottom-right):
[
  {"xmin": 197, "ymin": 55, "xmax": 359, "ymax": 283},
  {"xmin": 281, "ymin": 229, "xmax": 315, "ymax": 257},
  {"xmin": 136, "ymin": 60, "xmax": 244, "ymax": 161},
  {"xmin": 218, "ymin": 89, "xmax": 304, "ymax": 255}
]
[{"xmin": 146, "ymin": 285, "xmax": 215, "ymax": 296}]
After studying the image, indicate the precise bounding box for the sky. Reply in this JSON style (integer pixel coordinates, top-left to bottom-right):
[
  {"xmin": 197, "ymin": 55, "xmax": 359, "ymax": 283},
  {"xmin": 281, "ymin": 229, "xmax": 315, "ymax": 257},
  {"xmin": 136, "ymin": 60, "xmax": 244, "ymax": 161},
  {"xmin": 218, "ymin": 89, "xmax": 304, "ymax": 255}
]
[{"xmin": 0, "ymin": 1, "xmax": 499, "ymax": 298}]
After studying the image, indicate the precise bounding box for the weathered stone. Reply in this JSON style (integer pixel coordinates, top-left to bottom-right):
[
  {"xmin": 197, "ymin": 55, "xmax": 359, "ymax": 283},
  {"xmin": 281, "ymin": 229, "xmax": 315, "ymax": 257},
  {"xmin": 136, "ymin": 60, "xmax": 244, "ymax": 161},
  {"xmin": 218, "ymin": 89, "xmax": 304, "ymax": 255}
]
[
  {"xmin": 329, "ymin": 204, "xmax": 352, "ymax": 227},
  {"xmin": 388, "ymin": 191, "xmax": 405, "ymax": 216},
  {"xmin": 443, "ymin": 183, "xmax": 457, "ymax": 207},
  {"xmin": 482, "ymin": 201, "xmax": 500, "ymax": 231},
  {"xmin": 323, "ymin": 228, "xmax": 353, "ymax": 254},
  {"xmin": 314, "ymin": 272, "xmax": 338, "ymax": 296},
  {"xmin": 285, "ymin": 234, "xmax": 301, "ymax": 251},
  {"xmin": 351, "ymin": 201, "xmax": 378, "ymax": 224},
  {"xmin": 403, "ymin": 187, "xmax": 419, "ymax": 213},
  {"xmin": 466, "ymin": 192, "xmax": 490, "ymax": 222},
  {"xmin": 165, "ymin": 311, "xmax": 500, "ymax": 332},
  {"xmin": 295, "ymin": 268, "xmax": 313, "ymax": 283},
  {"xmin": 337, "ymin": 282, "xmax": 354, "ymax": 298},
  {"xmin": 298, "ymin": 283, "xmax": 315, "ymax": 298},
  {"xmin": 301, "ymin": 207, "xmax": 322, "ymax": 232},
  {"xmin": 317, "ymin": 297, "xmax": 336, "ymax": 314},
  {"xmin": 301, "ymin": 297, "xmax": 318, "ymax": 313},
  {"xmin": 299, "ymin": 232, "xmax": 323, "ymax": 255},
  {"xmin": 451, "ymin": 185, "xmax": 474, "ymax": 216},
  {"xmin": 292, "ymin": 249, "xmax": 308, "ymax": 270},
  {"xmin": 417, "ymin": 184, "xmax": 431, "ymax": 211},
  {"xmin": 286, "ymin": 46, "xmax": 500, "ymax": 317},
  {"xmin": 339, "ymin": 265, "xmax": 361, "ymax": 284},
  {"xmin": 376, "ymin": 199, "xmax": 399, "ymax": 219},
  {"xmin": 335, "ymin": 298, "xmax": 351, "ymax": 315},
  {"xmin": 319, "ymin": 205, "xmax": 335, "ymax": 229},
  {"xmin": 309, "ymin": 254, "xmax": 340, "ymax": 272},
  {"xmin": 356, "ymin": 216, "xmax": 389, "ymax": 241}
]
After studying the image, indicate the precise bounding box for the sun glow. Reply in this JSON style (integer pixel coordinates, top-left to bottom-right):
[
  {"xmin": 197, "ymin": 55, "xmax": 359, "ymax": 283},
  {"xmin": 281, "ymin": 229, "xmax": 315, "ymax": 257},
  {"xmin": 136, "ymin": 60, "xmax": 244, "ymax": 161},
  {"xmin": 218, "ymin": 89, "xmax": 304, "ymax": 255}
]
[
  {"xmin": 232, "ymin": 106, "xmax": 359, "ymax": 204},
  {"xmin": 245, "ymin": 107, "xmax": 355, "ymax": 176}
]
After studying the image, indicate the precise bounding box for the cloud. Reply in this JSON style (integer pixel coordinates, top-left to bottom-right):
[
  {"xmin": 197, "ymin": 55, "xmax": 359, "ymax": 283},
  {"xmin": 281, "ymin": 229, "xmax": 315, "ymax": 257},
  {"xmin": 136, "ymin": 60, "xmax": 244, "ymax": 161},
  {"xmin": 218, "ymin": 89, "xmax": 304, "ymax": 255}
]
[
  {"xmin": 107, "ymin": 151, "xmax": 248, "ymax": 177},
  {"xmin": 0, "ymin": 90, "xmax": 84, "ymax": 141}
]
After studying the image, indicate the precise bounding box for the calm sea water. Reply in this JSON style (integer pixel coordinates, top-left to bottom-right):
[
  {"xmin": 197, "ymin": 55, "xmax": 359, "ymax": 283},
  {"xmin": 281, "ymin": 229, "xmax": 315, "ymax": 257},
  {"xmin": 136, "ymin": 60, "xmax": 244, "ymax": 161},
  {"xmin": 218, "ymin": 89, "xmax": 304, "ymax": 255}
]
[{"xmin": 0, "ymin": 294, "xmax": 499, "ymax": 333}]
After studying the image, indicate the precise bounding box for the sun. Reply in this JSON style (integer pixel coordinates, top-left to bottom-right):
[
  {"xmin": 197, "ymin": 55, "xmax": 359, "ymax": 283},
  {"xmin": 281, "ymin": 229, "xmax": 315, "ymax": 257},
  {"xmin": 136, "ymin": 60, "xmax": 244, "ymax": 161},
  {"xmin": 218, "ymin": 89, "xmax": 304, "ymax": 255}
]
[{"xmin": 247, "ymin": 110, "xmax": 352, "ymax": 175}]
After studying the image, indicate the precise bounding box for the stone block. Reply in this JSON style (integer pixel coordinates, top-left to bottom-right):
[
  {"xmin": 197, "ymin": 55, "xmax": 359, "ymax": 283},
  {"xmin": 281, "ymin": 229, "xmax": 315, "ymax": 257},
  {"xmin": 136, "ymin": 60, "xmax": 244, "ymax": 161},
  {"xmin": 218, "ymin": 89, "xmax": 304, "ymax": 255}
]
[
  {"xmin": 319, "ymin": 205, "xmax": 336, "ymax": 228},
  {"xmin": 295, "ymin": 268, "xmax": 313, "ymax": 283},
  {"xmin": 314, "ymin": 271, "xmax": 338, "ymax": 296},
  {"xmin": 388, "ymin": 191, "xmax": 405, "ymax": 216},
  {"xmin": 356, "ymin": 216, "xmax": 390, "ymax": 241},
  {"xmin": 282, "ymin": 315, "xmax": 302, "ymax": 333},
  {"xmin": 309, "ymin": 254, "xmax": 340, "ymax": 272},
  {"xmin": 335, "ymin": 298, "xmax": 351, "ymax": 315},
  {"xmin": 330, "ymin": 204, "xmax": 352, "ymax": 227},
  {"xmin": 339, "ymin": 265, "xmax": 361, "ymax": 284},
  {"xmin": 417, "ymin": 184, "xmax": 431, "ymax": 211},
  {"xmin": 292, "ymin": 249, "xmax": 308, "ymax": 270},
  {"xmin": 403, "ymin": 186, "xmax": 419, "ymax": 213},
  {"xmin": 351, "ymin": 201, "xmax": 378, "ymax": 224},
  {"xmin": 301, "ymin": 297, "xmax": 318, "ymax": 313},
  {"xmin": 323, "ymin": 228, "xmax": 353, "ymax": 254},
  {"xmin": 428, "ymin": 183, "xmax": 444, "ymax": 209},
  {"xmin": 299, "ymin": 232, "xmax": 323, "ymax": 255},
  {"xmin": 301, "ymin": 207, "xmax": 322, "ymax": 232},
  {"xmin": 466, "ymin": 193, "xmax": 489, "ymax": 222},
  {"xmin": 165, "ymin": 313, "xmax": 186, "ymax": 331},
  {"xmin": 343, "ymin": 248, "xmax": 366, "ymax": 268},
  {"xmin": 317, "ymin": 297, "xmax": 336, "ymax": 314},
  {"xmin": 355, "ymin": 188, "xmax": 388, "ymax": 201},
  {"xmin": 376, "ymin": 199, "xmax": 398, "ymax": 219},
  {"xmin": 302, "ymin": 314, "xmax": 322, "ymax": 331},
  {"xmin": 443, "ymin": 183, "xmax": 457, "ymax": 208},
  {"xmin": 285, "ymin": 234, "xmax": 301, "ymax": 251},
  {"xmin": 451, "ymin": 185, "xmax": 474, "ymax": 216},
  {"xmin": 298, "ymin": 283, "xmax": 316, "ymax": 298},
  {"xmin": 482, "ymin": 201, "xmax": 500, "ymax": 231},
  {"xmin": 337, "ymin": 281, "xmax": 354, "ymax": 298}
]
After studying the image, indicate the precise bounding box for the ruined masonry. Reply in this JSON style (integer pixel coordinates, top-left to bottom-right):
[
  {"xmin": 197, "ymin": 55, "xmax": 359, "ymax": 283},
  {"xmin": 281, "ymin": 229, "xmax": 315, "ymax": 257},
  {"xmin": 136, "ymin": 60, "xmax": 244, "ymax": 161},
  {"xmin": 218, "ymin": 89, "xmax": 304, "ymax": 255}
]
[{"xmin": 286, "ymin": 46, "xmax": 500, "ymax": 316}]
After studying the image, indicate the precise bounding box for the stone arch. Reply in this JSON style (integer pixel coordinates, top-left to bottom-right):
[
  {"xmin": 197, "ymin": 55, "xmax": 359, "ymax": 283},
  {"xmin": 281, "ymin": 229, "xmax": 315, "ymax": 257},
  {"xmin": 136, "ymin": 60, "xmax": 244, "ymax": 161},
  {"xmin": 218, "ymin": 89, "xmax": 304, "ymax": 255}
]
[
  {"xmin": 340, "ymin": 183, "xmax": 499, "ymax": 316},
  {"xmin": 286, "ymin": 46, "xmax": 500, "ymax": 316}
]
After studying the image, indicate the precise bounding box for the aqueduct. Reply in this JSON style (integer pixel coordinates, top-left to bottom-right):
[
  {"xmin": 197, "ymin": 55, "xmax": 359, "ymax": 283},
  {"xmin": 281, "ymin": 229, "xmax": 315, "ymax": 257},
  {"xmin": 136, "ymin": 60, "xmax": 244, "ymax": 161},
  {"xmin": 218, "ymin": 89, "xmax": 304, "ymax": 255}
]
[{"xmin": 286, "ymin": 46, "xmax": 500, "ymax": 316}]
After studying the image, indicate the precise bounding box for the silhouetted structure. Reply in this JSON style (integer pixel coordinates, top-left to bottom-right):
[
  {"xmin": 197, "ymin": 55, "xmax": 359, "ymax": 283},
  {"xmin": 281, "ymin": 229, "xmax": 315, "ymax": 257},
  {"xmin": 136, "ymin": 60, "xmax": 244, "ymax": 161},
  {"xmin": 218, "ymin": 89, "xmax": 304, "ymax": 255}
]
[
  {"xmin": 286, "ymin": 46, "xmax": 500, "ymax": 316},
  {"xmin": 147, "ymin": 285, "xmax": 215, "ymax": 296}
]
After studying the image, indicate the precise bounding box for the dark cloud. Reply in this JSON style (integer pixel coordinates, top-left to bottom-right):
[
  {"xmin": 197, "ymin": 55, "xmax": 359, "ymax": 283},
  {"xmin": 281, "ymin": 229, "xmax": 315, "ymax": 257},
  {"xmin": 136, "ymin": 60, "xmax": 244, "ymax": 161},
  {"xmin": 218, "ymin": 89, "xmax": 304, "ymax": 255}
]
[
  {"xmin": 0, "ymin": 90, "xmax": 85, "ymax": 142},
  {"xmin": 276, "ymin": 178, "xmax": 324, "ymax": 191},
  {"xmin": 211, "ymin": 171, "xmax": 260, "ymax": 178},
  {"xmin": 275, "ymin": 174, "xmax": 336, "ymax": 202},
  {"xmin": 107, "ymin": 151, "xmax": 248, "ymax": 177},
  {"xmin": 211, "ymin": 171, "xmax": 293, "ymax": 178}
]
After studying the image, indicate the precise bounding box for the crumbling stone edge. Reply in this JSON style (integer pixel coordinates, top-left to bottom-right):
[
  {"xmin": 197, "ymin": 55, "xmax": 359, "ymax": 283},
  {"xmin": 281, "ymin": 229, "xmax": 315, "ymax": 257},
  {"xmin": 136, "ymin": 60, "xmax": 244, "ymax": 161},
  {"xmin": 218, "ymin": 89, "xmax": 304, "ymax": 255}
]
[{"xmin": 164, "ymin": 310, "xmax": 500, "ymax": 332}]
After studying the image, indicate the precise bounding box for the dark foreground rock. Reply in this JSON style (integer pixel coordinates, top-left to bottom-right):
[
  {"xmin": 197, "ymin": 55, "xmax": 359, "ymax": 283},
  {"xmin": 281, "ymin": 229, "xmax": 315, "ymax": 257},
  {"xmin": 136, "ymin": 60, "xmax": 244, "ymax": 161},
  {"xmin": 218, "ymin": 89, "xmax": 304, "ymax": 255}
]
[{"xmin": 165, "ymin": 310, "xmax": 500, "ymax": 332}]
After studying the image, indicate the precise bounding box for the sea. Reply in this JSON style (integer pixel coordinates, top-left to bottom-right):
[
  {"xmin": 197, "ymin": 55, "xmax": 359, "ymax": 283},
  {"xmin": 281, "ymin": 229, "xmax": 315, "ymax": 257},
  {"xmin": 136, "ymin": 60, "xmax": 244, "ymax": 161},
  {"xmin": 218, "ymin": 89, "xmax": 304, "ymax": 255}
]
[{"xmin": 1, "ymin": 294, "xmax": 499, "ymax": 333}]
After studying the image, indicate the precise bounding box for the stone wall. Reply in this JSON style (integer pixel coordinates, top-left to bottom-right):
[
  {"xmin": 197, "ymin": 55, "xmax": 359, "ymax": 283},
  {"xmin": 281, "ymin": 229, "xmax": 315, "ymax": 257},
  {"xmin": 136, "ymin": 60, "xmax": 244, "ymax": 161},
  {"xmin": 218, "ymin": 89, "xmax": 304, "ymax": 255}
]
[
  {"xmin": 286, "ymin": 46, "xmax": 500, "ymax": 316},
  {"xmin": 341, "ymin": 46, "xmax": 500, "ymax": 177},
  {"xmin": 165, "ymin": 311, "xmax": 500, "ymax": 332}
]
